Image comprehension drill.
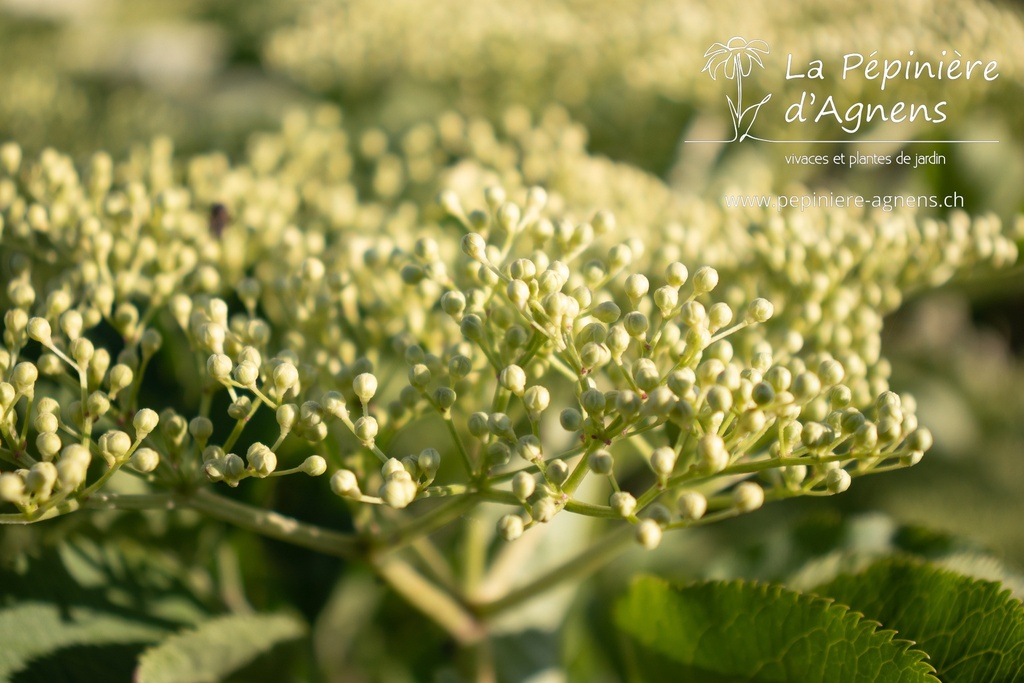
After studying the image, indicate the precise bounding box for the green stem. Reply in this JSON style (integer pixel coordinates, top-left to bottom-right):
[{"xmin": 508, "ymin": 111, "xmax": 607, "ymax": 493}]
[
  {"xmin": 187, "ymin": 488, "xmax": 362, "ymax": 559},
  {"xmin": 472, "ymin": 524, "xmax": 634, "ymax": 618}
]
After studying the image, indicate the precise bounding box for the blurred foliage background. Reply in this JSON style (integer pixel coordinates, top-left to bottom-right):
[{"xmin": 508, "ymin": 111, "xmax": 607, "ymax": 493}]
[{"xmin": 2, "ymin": 0, "xmax": 1023, "ymax": 680}]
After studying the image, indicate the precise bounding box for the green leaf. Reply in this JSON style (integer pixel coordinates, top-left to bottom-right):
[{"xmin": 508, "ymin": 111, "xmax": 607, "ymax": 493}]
[
  {"xmin": 0, "ymin": 602, "xmax": 165, "ymax": 680},
  {"xmin": 135, "ymin": 612, "xmax": 306, "ymax": 683},
  {"xmin": 614, "ymin": 576, "xmax": 938, "ymax": 683},
  {"xmin": 815, "ymin": 559, "xmax": 1024, "ymax": 683}
]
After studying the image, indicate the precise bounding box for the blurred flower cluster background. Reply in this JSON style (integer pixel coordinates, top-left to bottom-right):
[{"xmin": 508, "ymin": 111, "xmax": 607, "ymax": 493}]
[{"xmin": 2, "ymin": 0, "xmax": 1023, "ymax": 678}]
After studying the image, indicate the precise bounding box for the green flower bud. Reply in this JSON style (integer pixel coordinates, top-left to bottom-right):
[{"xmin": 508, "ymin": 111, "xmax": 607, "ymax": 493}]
[
  {"xmin": 417, "ymin": 448, "xmax": 441, "ymax": 477},
  {"xmin": 560, "ymin": 408, "xmax": 583, "ymax": 432},
  {"xmin": 610, "ymin": 491, "xmax": 637, "ymax": 518},
  {"xmin": 130, "ymin": 448, "xmax": 160, "ymax": 474},
  {"xmin": 498, "ymin": 514, "xmax": 525, "ymax": 541},
  {"xmin": 433, "ymin": 386, "xmax": 456, "ymax": 412},
  {"xmin": 676, "ymin": 491, "xmax": 707, "ymax": 520},
  {"xmin": 592, "ymin": 301, "xmax": 621, "ymax": 324},
  {"xmin": 189, "ymin": 416, "xmax": 213, "ymax": 445},
  {"xmin": 512, "ymin": 471, "xmax": 536, "ymax": 501},
  {"xmin": 623, "ymin": 311, "xmax": 649, "ymax": 338},
  {"xmin": 615, "ymin": 390, "xmax": 643, "ymax": 420},
  {"xmin": 276, "ymin": 404, "xmax": 298, "ymax": 432},
  {"xmin": 546, "ymin": 459, "xmax": 570, "ymax": 486},
  {"xmin": 330, "ymin": 469, "xmax": 361, "ymax": 498},
  {"xmin": 581, "ymin": 388, "xmax": 606, "ymax": 416},
  {"xmin": 826, "ymin": 468, "xmax": 852, "ymax": 494},
  {"xmin": 486, "ymin": 441, "xmax": 511, "ymax": 467},
  {"xmin": 34, "ymin": 412, "xmax": 58, "ymax": 434},
  {"xmin": 765, "ymin": 366, "xmax": 792, "ymax": 392},
  {"xmin": 792, "ymin": 372, "xmax": 822, "ymax": 401},
  {"xmin": 468, "ymin": 412, "xmax": 490, "ymax": 438},
  {"xmin": 589, "ymin": 449, "xmax": 613, "ymax": 475},
  {"xmin": 632, "ymin": 359, "xmax": 660, "ymax": 393},
  {"xmin": 667, "ymin": 369, "xmax": 696, "ymax": 398},
  {"xmin": 732, "ymin": 482, "xmax": 764, "ymax": 512},
  {"xmin": 739, "ymin": 409, "xmax": 766, "ymax": 434},
  {"xmin": 606, "ymin": 325, "xmax": 630, "ymax": 358},
  {"xmin": 441, "ymin": 290, "xmax": 467, "ymax": 319},
  {"xmin": 460, "ymin": 314, "xmax": 485, "ymax": 341},
  {"xmin": 516, "ymin": 434, "xmax": 543, "ymax": 462}
]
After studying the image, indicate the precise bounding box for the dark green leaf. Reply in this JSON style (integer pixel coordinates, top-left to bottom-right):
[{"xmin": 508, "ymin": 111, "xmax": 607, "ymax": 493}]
[
  {"xmin": 815, "ymin": 559, "xmax": 1024, "ymax": 683},
  {"xmin": 614, "ymin": 576, "xmax": 937, "ymax": 682},
  {"xmin": 135, "ymin": 612, "xmax": 306, "ymax": 683}
]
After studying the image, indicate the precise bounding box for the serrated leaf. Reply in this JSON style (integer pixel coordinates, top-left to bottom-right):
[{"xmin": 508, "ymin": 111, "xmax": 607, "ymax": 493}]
[
  {"xmin": 614, "ymin": 576, "xmax": 938, "ymax": 683},
  {"xmin": 135, "ymin": 612, "xmax": 306, "ymax": 683},
  {"xmin": 815, "ymin": 559, "xmax": 1024, "ymax": 683},
  {"xmin": 0, "ymin": 602, "xmax": 165, "ymax": 680}
]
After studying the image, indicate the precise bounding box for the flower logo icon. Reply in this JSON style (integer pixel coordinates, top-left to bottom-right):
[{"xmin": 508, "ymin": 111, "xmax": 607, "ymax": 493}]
[{"xmin": 701, "ymin": 37, "xmax": 772, "ymax": 141}]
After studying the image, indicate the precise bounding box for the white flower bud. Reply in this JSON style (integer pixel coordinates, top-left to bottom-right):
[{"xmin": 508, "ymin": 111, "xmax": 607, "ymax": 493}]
[
  {"xmin": 189, "ymin": 417, "xmax": 214, "ymax": 444},
  {"xmin": 650, "ymin": 447, "xmax": 677, "ymax": 477},
  {"xmin": 330, "ymin": 469, "xmax": 361, "ymax": 498},
  {"xmin": 732, "ymin": 482, "xmax": 764, "ymax": 512},
  {"xmin": 506, "ymin": 279, "xmax": 530, "ymax": 309},
  {"xmin": 380, "ymin": 477, "xmax": 417, "ymax": 509},
  {"xmin": 697, "ymin": 434, "xmax": 728, "ymax": 474},
  {"xmin": 273, "ymin": 362, "xmax": 299, "ymax": 395},
  {"xmin": 624, "ymin": 274, "xmax": 650, "ymax": 301},
  {"xmin": 26, "ymin": 461, "xmax": 58, "ymax": 498},
  {"xmin": 635, "ymin": 519, "xmax": 663, "ymax": 550},
  {"xmin": 27, "ymin": 317, "xmax": 52, "ymax": 345},
  {"xmin": 499, "ymin": 365, "xmax": 526, "ymax": 396},
  {"xmin": 610, "ymin": 491, "xmax": 637, "ymax": 518},
  {"xmin": 461, "ymin": 233, "xmax": 488, "ymax": 261},
  {"xmin": 133, "ymin": 408, "xmax": 159, "ymax": 436},
  {"xmin": 676, "ymin": 491, "xmax": 707, "ymax": 520},
  {"xmin": 692, "ymin": 266, "xmax": 719, "ymax": 294},
  {"xmin": 531, "ymin": 497, "xmax": 558, "ymax": 523},
  {"xmin": 0, "ymin": 472, "xmax": 26, "ymax": 502},
  {"xmin": 300, "ymin": 456, "xmax": 327, "ymax": 477},
  {"xmin": 234, "ymin": 360, "xmax": 259, "ymax": 387},
  {"xmin": 13, "ymin": 362, "xmax": 38, "ymax": 392},
  {"xmin": 108, "ymin": 364, "xmax": 133, "ymax": 396},
  {"xmin": 130, "ymin": 448, "xmax": 160, "ymax": 473},
  {"xmin": 826, "ymin": 468, "xmax": 852, "ymax": 494},
  {"xmin": 36, "ymin": 432, "xmax": 62, "ymax": 459},
  {"xmin": 746, "ymin": 298, "xmax": 774, "ymax": 323},
  {"xmin": 352, "ymin": 373, "xmax": 378, "ymax": 404},
  {"xmin": 498, "ymin": 514, "xmax": 525, "ymax": 541},
  {"xmin": 654, "ymin": 286, "xmax": 678, "ymax": 313},
  {"xmin": 247, "ymin": 443, "xmax": 277, "ymax": 477},
  {"xmin": 101, "ymin": 430, "xmax": 132, "ymax": 459},
  {"xmin": 623, "ymin": 311, "xmax": 649, "ymax": 338},
  {"xmin": 354, "ymin": 416, "xmax": 378, "ymax": 444},
  {"xmin": 207, "ymin": 353, "xmax": 233, "ymax": 381},
  {"xmin": 512, "ymin": 471, "xmax": 536, "ymax": 501}
]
